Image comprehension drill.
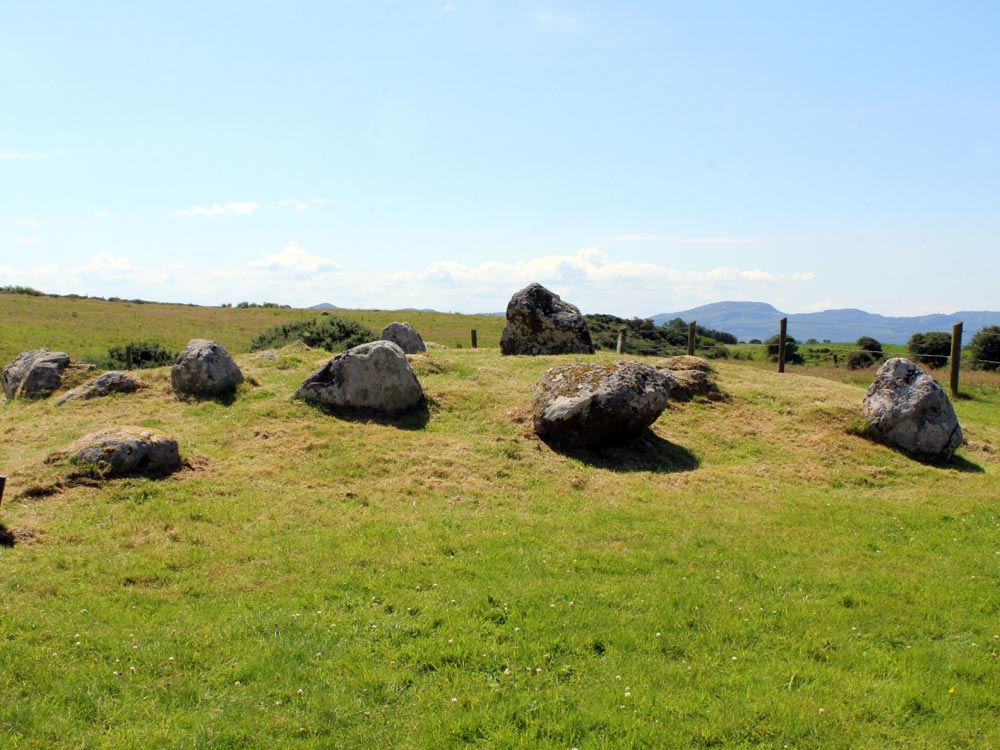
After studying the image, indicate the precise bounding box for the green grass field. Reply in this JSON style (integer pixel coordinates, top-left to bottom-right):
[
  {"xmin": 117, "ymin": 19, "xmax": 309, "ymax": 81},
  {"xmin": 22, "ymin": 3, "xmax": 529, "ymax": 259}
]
[{"xmin": 1, "ymin": 296, "xmax": 999, "ymax": 748}]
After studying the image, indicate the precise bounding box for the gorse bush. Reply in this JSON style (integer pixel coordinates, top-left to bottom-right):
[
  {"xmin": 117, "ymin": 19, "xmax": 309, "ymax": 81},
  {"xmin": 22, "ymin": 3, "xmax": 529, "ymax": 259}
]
[
  {"xmin": 764, "ymin": 334, "xmax": 804, "ymax": 365},
  {"xmin": 249, "ymin": 316, "xmax": 375, "ymax": 353},
  {"xmin": 908, "ymin": 332, "xmax": 951, "ymax": 369},
  {"xmin": 969, "ymin": 325, "xmax": 1000, "ymax": 371},
  {"xmin": 856, "ymin": 336, "xmax": 883, "ymax": 359},
  {"xmin": 846, "ymin": 351, "xmax": 875, "ymax": 370},
  {"xmin": 94, "ymin": 341, "xmax": 177, "ymax": 370}
]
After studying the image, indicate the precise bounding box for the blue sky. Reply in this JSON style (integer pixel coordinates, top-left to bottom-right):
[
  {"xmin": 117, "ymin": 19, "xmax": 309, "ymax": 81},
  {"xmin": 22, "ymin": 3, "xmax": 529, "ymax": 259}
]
[{"xmin": 2, "ymin": 1, "xmax": 998, "ymax": 316}]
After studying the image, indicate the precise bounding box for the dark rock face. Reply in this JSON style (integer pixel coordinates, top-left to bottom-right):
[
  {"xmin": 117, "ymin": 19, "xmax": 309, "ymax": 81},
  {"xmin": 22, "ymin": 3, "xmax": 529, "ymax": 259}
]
[
  {"xmin": 500, "ymin": 283, "xmax": 594, "ymax": 356},
  {"xmin": 2, "ymin": 348, "xmax": 71, "ymax": 400},
  {"xmin": 380, "ymin": 322, "xmax": 427, "ymax": 354},
  {"xmin": 531, "ymin": 361, "xmax": 673, "ymax": 447},
  {"xmin": 655, "ymin": 356, "xmax": 722, "ymax": 401},
  {"xmin": 58, "ymin": 428, "xmax": 181, "ymax": 477},
  {"xmin": 55, "ymin": 371, "xmax": 142, "ymax": 405},
  {"xmin": 296, "ymin": 340, "xmax": 423, "ymax": 413},
  {"xmin": 171, "ymin": 339, "xmax": 243, "ymax": 398},
  {"xmin": 862, "ymin": 357, "xmax": 963, "ymax": 462}
]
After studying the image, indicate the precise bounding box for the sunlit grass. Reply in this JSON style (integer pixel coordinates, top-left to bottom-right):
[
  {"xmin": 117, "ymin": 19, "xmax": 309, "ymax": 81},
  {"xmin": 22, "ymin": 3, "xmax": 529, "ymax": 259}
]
[{"xmin": 1, "ymin": 313, "xmax": 999, "ymax": 748}]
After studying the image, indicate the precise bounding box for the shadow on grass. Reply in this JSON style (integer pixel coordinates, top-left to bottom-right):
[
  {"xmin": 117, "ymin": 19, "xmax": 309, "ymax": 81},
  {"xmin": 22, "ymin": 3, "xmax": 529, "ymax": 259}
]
[
  {"xmin": 541, "ymin": 429, "xmax": 699, "ymax": 473},
  {"xmin": 306, "ymin": 398, "xmax": 431, "ymax": 431},
  {"xmin": 0, "ymin": 525, "xmax": 14, "ymax": 548}
]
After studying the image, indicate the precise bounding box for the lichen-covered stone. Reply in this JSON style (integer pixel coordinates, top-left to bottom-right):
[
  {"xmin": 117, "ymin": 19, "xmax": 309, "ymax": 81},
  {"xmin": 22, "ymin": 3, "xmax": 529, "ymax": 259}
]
[
  {"xmin": 2, "ymin": 348, "xmax": 71, "ymax": 400},
  {"xmin": 862, "ymin": 357, "xmax": 963, "ymax": 462},
  {"xmin": 55, "ymin": 371, "xmax": 142, "ymax": 405},
  {"xmin": 296, "ymin": 340, "xmax": 423, "ymax": 413},
  {"xmin": 532, "ymin": 361, "xmax": 673, "ymax": 446},
  {"xmin": 500, "ymin": 283, "xmax": 594, "ymax": 356},
  {"xmin": 380, "ymin": 322, "xmax": 427, "ymax": 354},
  {"xmin": 655, "ymin": 357, "xmax": 721, "ymax": 401},
  {"xmin": 57, "ymin": 427, "xmax": 181, "ymax": 477},
  {"xmin": 171, "ymin": 339, "xmax": 243, "ymax": 397}
]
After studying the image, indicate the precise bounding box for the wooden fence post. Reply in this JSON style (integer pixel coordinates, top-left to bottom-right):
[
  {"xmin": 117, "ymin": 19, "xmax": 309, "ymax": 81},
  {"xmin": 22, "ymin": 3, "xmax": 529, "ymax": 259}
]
[
  {"xmin": 125, "ymin": 344, "xmax": 133, "ymax": 369},
  {"xmin": 687, "ymin": 321, "xmax": 696, "ymax": 356},
  {"xmin": 471, "ymin": 329, "xmax": 478, "ymax": 349},
  {"xmin": 778, "ymin": 318, "xmax": 787, "ymax": 373},
  {"xmin": 616, "ymin": 329, "xmax": 625, "ymax": 354},
  {"xmin": 950, "ymin": 321, "xmax": 963, "ymax": 398},
  {"xmin": 0, "ymin": 474, "xmax": 6, "ymax": 509}
]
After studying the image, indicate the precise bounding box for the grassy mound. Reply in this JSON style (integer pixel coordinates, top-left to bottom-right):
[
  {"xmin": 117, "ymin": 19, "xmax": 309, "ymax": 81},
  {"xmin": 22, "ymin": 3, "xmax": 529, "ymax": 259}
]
[{"xmin": 0, "ymin": 341, "xmax": 998, "ymax": 748}]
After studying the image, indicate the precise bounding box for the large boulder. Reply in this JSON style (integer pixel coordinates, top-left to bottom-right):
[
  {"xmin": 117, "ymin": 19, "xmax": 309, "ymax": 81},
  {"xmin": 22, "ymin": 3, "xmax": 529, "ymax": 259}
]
[
  {"xmin": 655, "ymin": 356, "xmax": 722, "ymax": 401},
  {"xmin": 500, "ymin": 283, "xmax": 594, "ymax": 356},
  {"xmin": 55, "ymin": 427, "xmax": 181, "ymax": 477},
  {"xmin": 862, "ymin": 358, "xmax": 963, "ymax": 462},
  {"xmin": 296, "ymin": 340, "xmax": 423, "ymax": 413},
  {"xmin": 532, "ymin": 361, "xmax": 674, "ymax": 447},
  {"xmin": 171, "ymin": 339, "xmax": 243, "ymax": 398},
  {"xmin": 2, "ymin": 348, "xmax": 71, "ymax": 400},
  {"xmin": 380, "ymin": 322, "xmax": 426, "ymax": 354},
  {"xmin": 55, "ymin": 371, "xmax": 142, "ymax": 406}
]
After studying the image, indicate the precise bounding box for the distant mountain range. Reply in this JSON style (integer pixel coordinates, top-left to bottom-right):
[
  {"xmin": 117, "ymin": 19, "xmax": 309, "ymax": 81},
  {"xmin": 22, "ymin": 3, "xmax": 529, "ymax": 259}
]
[{"xmin": 650, "ymin": 302, "xmax": 1000, "ymax": 345}]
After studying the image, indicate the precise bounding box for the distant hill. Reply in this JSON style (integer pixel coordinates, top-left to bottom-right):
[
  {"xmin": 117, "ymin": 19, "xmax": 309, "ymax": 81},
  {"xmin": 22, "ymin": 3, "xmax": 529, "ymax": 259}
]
[
  {"xmin": 650, "ymin": 302, "xmax": 1000, "ymax": 345},
  {"xmin": 309, "ymin": 302, "xmax": 340, "ymax": 309}
]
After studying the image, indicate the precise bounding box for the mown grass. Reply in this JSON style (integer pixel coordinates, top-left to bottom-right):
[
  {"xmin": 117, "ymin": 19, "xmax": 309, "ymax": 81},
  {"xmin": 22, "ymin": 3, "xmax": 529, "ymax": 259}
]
[{"xmin": 1, "ymin": 308, "xmax": 999, "ymax": 748}]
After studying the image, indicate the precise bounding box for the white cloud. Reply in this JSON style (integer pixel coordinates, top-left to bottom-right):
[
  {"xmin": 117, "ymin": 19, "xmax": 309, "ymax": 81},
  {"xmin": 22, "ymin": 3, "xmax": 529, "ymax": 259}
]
[
  {"xmin": 0, "ymin": 246, "xmax": 815, "ymax": 316},
  {"xmin": 18, "ymin": 218, "xmax": 39, "ymax": 227},
  {"xmin": 0, "ymin": 152, "xmax": 43, "ymax": 160},
  {"xmin": 169, "ymin": 201, "xmax": 260, "ymax": 217},
  {"xmin": 249, "ymin": 241, "xmax": 342, "ymax": 276},
  {"xmin": 19, "ymin": 237, "xmax": 39, "ymax": 246},
  {"xmin": 94, "ymin": 211, "xmax": 108, "ymax": 219}
]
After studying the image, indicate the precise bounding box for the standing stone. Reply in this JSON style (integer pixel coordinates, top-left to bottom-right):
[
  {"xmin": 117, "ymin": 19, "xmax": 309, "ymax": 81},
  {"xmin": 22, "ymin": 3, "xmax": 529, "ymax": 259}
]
[
  {"xmin": 55, "ymin": 371, "xmax": 142, "ymax": 405},
  {"xmin": 532, "ymin": 361, "xmax": 674, "ymax": 447},
  {"xmin": 2, "ymin": 348, "xmax": 71, "ymax": 400},
  {"xmin": 655, "ymin": 356, "xmax": 722, "ymax": 401},
  {"xmin": 55, "ymin": 427, "xmax": 181, "ymax": 477},
  {"xmin": 862, "ymin": 357, "xmax": 963, "ymax": 462},
  {"xmin": 380, "ymin": 322, "xmax": 427, "ymax": 354},
  {"xmin": 296, "ymin": 340, "xmax": 423, "ymax": 413},
  {"xmin": 170, "ymin": 339, "xmax": 243, "ymax": 397},
  {"xmin": 500, "ymin": 283, "xmax": 594, "ymax": 356}
]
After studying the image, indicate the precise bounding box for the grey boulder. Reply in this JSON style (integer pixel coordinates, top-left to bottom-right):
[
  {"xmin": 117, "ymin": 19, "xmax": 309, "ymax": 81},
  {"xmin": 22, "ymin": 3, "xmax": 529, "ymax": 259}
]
[
  {"xmin": 532, "ymin": 361, "xmax": 674, "ymax": 446},
  {"xmin": 58, "ymin": 427, "xmax": 181, "ymax": 477},
  {"xmin": 862, "ymin": 357, "xmax": 963, "ymax": 462},
  {"xmin": 380, "ymin": 322, "xmax": 427, "ymax": 354},
  {"xmin": 655, "ymin": 356, "xmax": 722, "ymax": 401},
  {"xmin": 171, "ymin": 339, "xmax": 243, "ymax": 397},
  {"xmin": 2, "ymin": 348, "xmax": 71, "ymax": 400},
  {"xmin": 55, "ymin": 371, "xmax": 142, "ymax": 405},
  {"xmin": 500, "ymin": 283, "xmax": 594, "ymax": 356},
  {"xmin": 296, "ymin": 340, "xmax": 423, "ymax": 413}
]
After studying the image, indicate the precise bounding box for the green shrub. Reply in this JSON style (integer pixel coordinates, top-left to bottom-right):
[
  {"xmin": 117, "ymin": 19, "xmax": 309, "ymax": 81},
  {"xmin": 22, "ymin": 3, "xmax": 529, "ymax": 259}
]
[
  {"xmin": 764, "ymin": 334, "xmax": 804, "ymax": 365},
  {"xmin": 856, "ymin": 336, "xmax": 883, "ymax": 359},
  {"xmin": 0, "ymin": 285, "xmax": 44, "ymax": 296},
  {"xmin": 969, "ymin": 325, "xmax": 1000, "ymax": 371},
  {"xmin": 907, "ymin": 332, "xmax": 951, "ymax": 369},
  {"xmin": 249, "ymin": 316, "xmax": 375, "ymax": 353},
  {"xmin": 846, "ymin": 351, "xmax": 875, "ymax": 370},
  {"xmin": 94, "ymin": 341, "xmax": 177, "ymax": 370}
]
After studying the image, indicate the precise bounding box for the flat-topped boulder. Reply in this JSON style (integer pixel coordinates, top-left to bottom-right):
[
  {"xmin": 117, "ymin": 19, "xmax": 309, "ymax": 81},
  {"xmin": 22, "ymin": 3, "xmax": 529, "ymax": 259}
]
[
  {"xmin": 296, "ymin": 340, "xmax": 423, "ymax": 413},
  {"xmin": 500, "ymin": 283, "xmax": 594, "ymax": 356},
  {"xmin": 656, "ymin": 355, "xmax": 713, "ymax": 374},
  {"xmin": 55, "ymin": 371, "xmax": 142, "ymax": 405},
  {"xmin": 532, "ymin": 361, "xmax": 673, "ymax": 447},
  {"xmin": 380, "ymin": 322, "xmax": 426, "ymax": 354},
  {"xmin": 54, "ymin": 427, "xmax": 181, "ymax": 478},
  {"xmin": 862, "ymin": 357, "xmax": 963, "ymax": 462},
  {"xmin": 2, "ymin": 348, "xmax": 71, "ymax": 400},
  {"xmin": 171, "ymin": 339, "xmax": 243, "ymax": 398}
]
